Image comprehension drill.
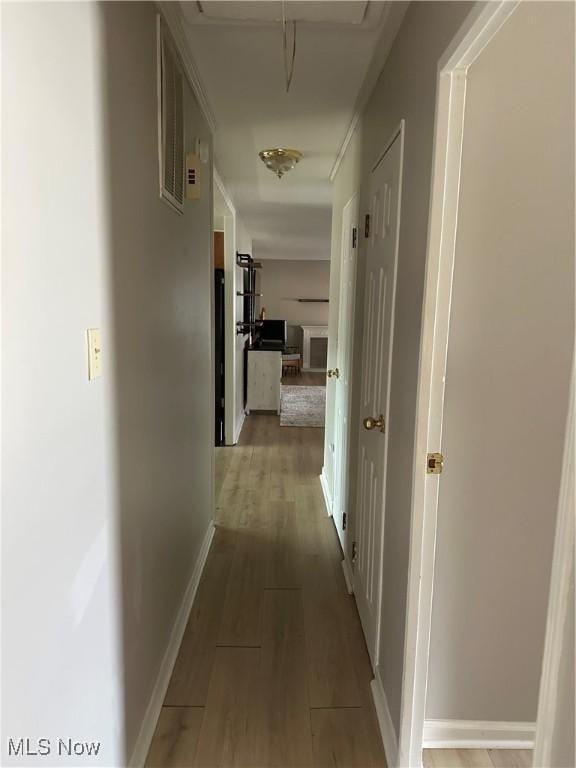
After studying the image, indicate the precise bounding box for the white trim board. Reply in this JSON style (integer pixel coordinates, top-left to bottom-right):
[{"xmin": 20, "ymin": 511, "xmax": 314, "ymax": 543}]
[
  {"xmin": 128, "ymin": 522, "xmax": 216, "ymax": 768},
  {"xmin": 423, "ymin": 720, "xmax": 535, "ymax": 750},
  {"xmin": 319, "ymin": 468, "xmax": 333, "ymax": 517},
  {"xmin": 371, "ymin": 672, "xmax": 399, "ymax": 768}
]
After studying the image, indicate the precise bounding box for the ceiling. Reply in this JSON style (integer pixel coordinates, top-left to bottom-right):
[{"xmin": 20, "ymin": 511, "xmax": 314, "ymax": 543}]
[{"xmin": 180, "ymin": 1, "xmax": 399, "ymax": 260}]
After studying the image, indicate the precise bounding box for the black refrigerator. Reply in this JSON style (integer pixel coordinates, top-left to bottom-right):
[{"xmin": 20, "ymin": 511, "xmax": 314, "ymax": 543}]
[{"xmin": 214, "ymin": 268, "xmax": 225, "ymax": 446}]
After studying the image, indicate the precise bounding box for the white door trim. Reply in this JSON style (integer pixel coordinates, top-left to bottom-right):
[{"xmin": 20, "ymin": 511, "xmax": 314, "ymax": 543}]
[
  {"xmin": 533, "ymin": 366, "xmax": 574, "ymax": 768},
  {"xmin": 397, "ymin": 4, "xmax": 521, "ymax": 766},
  {"xmin": 354, "ymin": 120, "xmax": 405, "ymax": 669},
  {"xmin": 332, "ymin": 190, "xmax": 359, "ymax": 546},
  {"xmin": 214, "ymin": 169, "xmax": 238, "ymax": 446}
]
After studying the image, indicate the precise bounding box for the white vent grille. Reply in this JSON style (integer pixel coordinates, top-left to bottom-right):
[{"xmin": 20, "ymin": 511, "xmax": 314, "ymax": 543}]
[{"xmin": 158, "ymin": 18, "xmax": 184, "ymax": 213}]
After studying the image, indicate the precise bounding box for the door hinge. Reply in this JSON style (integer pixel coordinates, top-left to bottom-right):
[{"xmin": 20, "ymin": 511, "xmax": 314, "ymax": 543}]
[
  {"xmin": 342, "ymin": 512, "xmax": 347, "ymax": 530},
  {"xmin": 352, "ymin": 227, "xmax": 357, "ymax": 249},
  {"xmin": 364, "ymin": 214, "xmax": 370, "ymax": 238},
  {"xmin": 221, "ymin": 397, "xmax": 225, "ymax": 408},
  {"xmin": 351, "ymin": 540, "xmax": 357, "ymax": 564},
  {"xmin": 426, "ymin": 452, "xmax": 444, "ymax": 474}
]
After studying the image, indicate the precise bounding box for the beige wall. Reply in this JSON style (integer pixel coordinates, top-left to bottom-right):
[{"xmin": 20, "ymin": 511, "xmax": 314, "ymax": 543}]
[
  {"xmin": 258, "ymin": 259, "xmax": 330, "ymax": 336},
  {"xmin": 330, "ymin": 1, "xmax": 476, "ymax": 735},
  {"xmin": 426, "ymin": 1, "xmax": 574, "ymax": 722}
]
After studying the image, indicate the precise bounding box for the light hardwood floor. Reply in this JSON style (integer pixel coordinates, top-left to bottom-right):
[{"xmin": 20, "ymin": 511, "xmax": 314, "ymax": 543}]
[
  {"xmin": 148, "ymin": 406, "xmax": 532, "ymax": 768},
  {"xmin": 281, "ymin": 371, "xmax": 326, "ymax": 386},
  {"xmin": 147, "ymin": 411, "xmax": 386, "ymax": 768}
]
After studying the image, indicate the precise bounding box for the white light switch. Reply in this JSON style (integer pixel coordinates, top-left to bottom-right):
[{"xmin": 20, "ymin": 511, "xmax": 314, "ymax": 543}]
[{"xmin": 87, "ymin": 328, "xmax": 102, "ymax": 380}]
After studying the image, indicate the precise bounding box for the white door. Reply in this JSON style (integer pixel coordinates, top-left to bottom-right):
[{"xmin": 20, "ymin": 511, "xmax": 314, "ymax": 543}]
[
  {"xmin": 353, "ymin": 127, "xmax": 403, "ymax": 665},
  {"xmin": 332, "ymin": 194, "xmax": 359, "ymax": 547}
]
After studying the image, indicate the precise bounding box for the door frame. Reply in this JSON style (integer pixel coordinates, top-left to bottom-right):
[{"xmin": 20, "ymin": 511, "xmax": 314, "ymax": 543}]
[
  {"xmin": 533, "ymin": 366, "xmax": 574, "ymax": 767},
  {"xmin": 397, "ymin": 4, "xmax": 521, "ymax": 766},
  {"xmin": 332, "ymin": 190, "xmax": 359, "ymax": 560},
  {"xmin": 214, "ymin": 169, "xmax": 238, "ymax": 445},
  {"xmin": 354, "ymin": 120, "xmax": 405, "ymax": 668}
]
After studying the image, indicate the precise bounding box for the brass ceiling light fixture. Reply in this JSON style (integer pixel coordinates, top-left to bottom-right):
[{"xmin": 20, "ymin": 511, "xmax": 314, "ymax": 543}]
[{"xmin": 258, "ymin": 148, "xmax": 303, "ymax": 179}]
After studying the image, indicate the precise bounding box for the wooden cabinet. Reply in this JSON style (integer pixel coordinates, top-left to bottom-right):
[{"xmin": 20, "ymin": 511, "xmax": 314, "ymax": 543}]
[{"xmin": 246, "ymin": 350, "xmax": 281, "ymax": 414}]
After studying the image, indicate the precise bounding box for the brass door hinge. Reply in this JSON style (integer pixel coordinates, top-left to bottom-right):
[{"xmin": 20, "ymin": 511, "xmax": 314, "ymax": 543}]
[
  {"xmin": 351, "ymin": 540, "xmax": 357, "ymax": 564},
  {"xmin": 427, "ymin": 452, "xmax": 444, "ymax": 474},
  {"xmin": 352, "ymin": 227, "xmax": 358, "ymax": 249},
  {"xmin": 342, "ymin": 512, "xmax": 347, "ymax": 531}
]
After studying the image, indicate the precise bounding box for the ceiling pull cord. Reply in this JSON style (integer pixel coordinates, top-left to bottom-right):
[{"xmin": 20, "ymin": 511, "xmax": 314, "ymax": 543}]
[{"xmin": 282, "ymin": 0, "xmax": 297, "ymax": 93}]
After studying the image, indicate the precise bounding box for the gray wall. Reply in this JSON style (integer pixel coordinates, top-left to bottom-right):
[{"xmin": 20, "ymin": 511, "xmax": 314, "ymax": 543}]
[
  {"xmin": 2, "ymin": 4, "xmax": 123, "ymax": 764},
  {"xmin": 330, "ymin": 1, "xmax": 476, "ymax": 735},
  {"xmin": 426, "ymin": 1, "xmax": 574, "ymax": 722},
  {"xmin": 2, "ymin": 3, "xmax": 214, "ymax": 763},
  {"xmin": 100, "ymin": 3, "xmax": 214, "ymax": 756}
]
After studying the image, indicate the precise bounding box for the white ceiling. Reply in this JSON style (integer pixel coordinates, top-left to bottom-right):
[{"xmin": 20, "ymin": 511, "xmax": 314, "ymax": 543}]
[{"xmin": 180, "ymin": 1, "xmax": 396, "ymax": 260}]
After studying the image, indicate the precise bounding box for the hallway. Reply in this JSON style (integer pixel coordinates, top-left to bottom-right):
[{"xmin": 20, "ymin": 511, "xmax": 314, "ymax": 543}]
[{"xmin": 146, "ymin": 410, "xmax": 386, "ymax": 767}]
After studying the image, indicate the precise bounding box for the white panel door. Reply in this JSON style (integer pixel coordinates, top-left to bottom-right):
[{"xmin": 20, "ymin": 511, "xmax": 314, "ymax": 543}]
[
  {"xmin": 354, "ymin": 128, "xmax": 403, "ymax": 665},
  {"xmin": 332, "ymin": 194, "xmax": 359, "ymax": 546}
]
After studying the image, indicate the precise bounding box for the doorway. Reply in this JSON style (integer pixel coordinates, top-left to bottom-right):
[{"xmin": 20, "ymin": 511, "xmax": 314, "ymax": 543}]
[
  {"xmin": 353, "ymin": 124, "xmax": 404, "ymax": 667},
  {"xmin": 399, "ymin": 3, "xmax": 574, "ymax": 765},
  {"xmin": 332, "ymin": 192, "xmax": 359, "ymax": 550}
]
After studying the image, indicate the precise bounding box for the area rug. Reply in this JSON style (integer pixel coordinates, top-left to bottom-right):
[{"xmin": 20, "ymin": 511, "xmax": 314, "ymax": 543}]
[{"xmin": 280, "ymin": 385, "xmax": 326, "ymax": 427}]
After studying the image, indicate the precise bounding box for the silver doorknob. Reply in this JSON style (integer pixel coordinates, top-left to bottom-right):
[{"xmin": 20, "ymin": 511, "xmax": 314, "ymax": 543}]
[
  {"xmin": 327, "ymin": 368, "xmax": 340, "ymax": 379},
  {"xmin": 363, "ymin": 414, "xmax": 385, "ymax": 432}
]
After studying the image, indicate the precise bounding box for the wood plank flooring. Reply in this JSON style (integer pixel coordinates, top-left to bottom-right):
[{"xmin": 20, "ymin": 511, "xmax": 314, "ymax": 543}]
[
  {"xmin": 281, "ymin": 371, "xmax": 326, "ymax": 386},
  {"xmin": 149, "ymin": 401, "xmax": 532, "ymax": 768},
  {"xmin": 147, "ymin": 409, "xmax": 387, "ymax": 768}
]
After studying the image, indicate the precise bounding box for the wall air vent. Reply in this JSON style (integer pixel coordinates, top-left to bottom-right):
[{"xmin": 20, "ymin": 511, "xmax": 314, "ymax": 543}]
[{"xmin": 157, "ymin": 17, "xmax": 184, "ymax": 214}]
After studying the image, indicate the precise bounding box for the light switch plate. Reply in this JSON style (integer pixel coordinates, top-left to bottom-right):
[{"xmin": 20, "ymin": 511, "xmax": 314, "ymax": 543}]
[{"xmin": 87, "ymin": 328, "xmax": 102, "ymax": 380}]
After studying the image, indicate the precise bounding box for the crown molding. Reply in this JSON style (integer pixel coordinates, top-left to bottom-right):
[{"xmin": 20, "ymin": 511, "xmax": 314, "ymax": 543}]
[
  {"xmin": 157, "ymin": 1, "xmax": 218, "ymax": 135},
  {"xmin": 329, "ymin": 1, "xmax": 409, "ymax": 182}
]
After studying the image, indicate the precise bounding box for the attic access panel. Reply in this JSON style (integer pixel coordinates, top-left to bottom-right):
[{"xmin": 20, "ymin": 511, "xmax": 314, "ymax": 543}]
[{"xmin": 196, "ymin": 1, "xmax": 370, "ymax": 25}]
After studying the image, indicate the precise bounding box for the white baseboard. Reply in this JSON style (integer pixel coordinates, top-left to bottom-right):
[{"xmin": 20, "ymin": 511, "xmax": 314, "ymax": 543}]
[
  {"xmin": 341, "ymin": 557, "xmax": 354, "ymax": 595},
  {"xmin": 128, "ymin": 522, "xmax": 216, "ymax": 768},
  {"xmin": 233, "ymin": 410, "xmax": 246, "ymax": 444},
  {"xmin": 319, "ymin": 468, "xmax": 333, "ymax": 517},
  {"xmin": 422, "ymin": 719, "xmax": 536, "ymax": 749},
  {"xmin": 371, "ymin": 671, "xmax": 399, "ymax": 768}
]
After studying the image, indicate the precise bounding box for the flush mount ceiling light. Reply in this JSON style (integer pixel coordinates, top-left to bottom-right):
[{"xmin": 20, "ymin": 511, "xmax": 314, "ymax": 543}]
[{"xmin": 259, "ymin": 148, "xmax": 303, "ymax": 179}]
